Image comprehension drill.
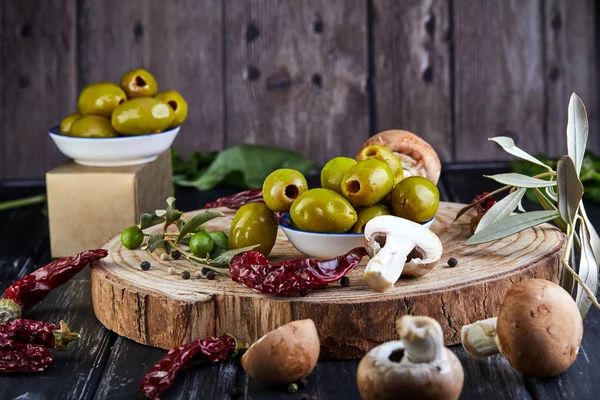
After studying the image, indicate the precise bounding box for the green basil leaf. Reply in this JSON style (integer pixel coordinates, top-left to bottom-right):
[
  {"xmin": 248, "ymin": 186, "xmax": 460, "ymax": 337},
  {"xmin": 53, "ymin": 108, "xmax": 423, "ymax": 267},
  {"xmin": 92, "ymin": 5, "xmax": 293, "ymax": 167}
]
[
  {"xmin": 534, "ymin": 189, "xmax": 568, "ymax": 232},
  {"xmin": 489, "ymin": 137, "xmax": 551, "ymax": 170},
  {"xmin": 466, "ymin": 210, "xmax": 560, "ymax": 245},
  {"xmin": 575, "ymin": 223, "xmax": 598, "ymax": 317},
  {"xmin": 176, "ymin": 210, "xmax": 225, "ymax": 244},
  {"xmin": 484, "ymin": 173, "xmax": 556, "ymax": 188},
  {"xmin": 567, "ymin": 93, "xmax": 589, "ymax": 175},
  {"xmin": 210, "ymin": 245, "xmax": 259, "ymax": 267},
  {"xmin": 140, "ymin": 213, "xmax": 166, "ymax": 230},
  {"xmin": 557, "ymin": 156, "xmax": 583, "ymax": 225},
  {"xmin": 475, "ymin": 188, "xmax": 526, "ymax": 234}
]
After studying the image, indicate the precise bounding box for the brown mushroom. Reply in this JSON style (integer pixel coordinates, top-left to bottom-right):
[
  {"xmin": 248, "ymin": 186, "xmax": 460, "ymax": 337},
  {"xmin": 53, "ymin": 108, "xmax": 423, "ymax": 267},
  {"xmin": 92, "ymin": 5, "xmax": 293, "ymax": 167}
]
[
  {"xmin": 357, "ymin": 316, "xmax": 464, "ymax": 400},
  {"xmin": 461, "ymin": 279, "xmax": 583, "ymax": 377},
  {"xmin": 241, "ymin": 319, "xmax": 320, "ymax": 385},
  {"xmin": 357, "ymin": 130, "xmax": 442, "ymax": 184}
]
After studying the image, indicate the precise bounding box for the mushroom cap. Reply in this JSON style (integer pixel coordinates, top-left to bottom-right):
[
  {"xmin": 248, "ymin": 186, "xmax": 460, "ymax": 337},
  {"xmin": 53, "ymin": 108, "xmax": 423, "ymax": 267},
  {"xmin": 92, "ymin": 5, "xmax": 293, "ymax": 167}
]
[
  {"xmin": 356, "ymin": 130, "xmax": 441, "ymax": 185},
  {"xmin": 241, "ymin": 319, "xmax": 320, "ymax": 385},
  {"xmin": 357, "ymin": 341, "xmax": 463, "ymax": 400},
  {"xmin": 496, "ymin": 279, "xmax": 583, "ymax": 377}
]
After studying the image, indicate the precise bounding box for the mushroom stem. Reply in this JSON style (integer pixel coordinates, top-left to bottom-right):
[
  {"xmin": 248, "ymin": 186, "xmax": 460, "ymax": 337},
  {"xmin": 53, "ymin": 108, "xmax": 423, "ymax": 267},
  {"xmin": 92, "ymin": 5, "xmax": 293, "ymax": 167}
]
[
  {"xmin": 364, "ymin": 236, "xmax": 413, "ymax": 292},
  {"xmin": 396, "ymin": 316, "xmax": 445, "ymax": 364},
  {"xmin": 461, "ymin": 317, "xmax": 499, "ymax": 359}
]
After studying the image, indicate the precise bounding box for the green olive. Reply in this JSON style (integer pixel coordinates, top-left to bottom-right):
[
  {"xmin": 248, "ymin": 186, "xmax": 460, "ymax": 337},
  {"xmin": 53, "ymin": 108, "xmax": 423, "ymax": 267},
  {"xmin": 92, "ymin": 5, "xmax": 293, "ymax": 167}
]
[
  {"xmin": 155, "ymin": 90, "xmax": 188, "ymax": 128},
  {"xmin": 341, "ymin": 159, "xmax": 394, "ymax": 207},
  {"xmin": 111, "ymin": 97, "xmax": 174, "ymax": 135},
  {"xmin": 190, "ymin": 230, "xmax": 215, "ymax": 257},
  {"xmin": 70, "ymin": 115, "xmax": 118, "ymax": 138},
  {"xmin": 60, "ymin": 113, "xmax": 82, "ymax": 135},
  {"xmin": 78, "ymin": 82, "xmax": 127, "ymax": 117},
  {"xmin": 390, "ymin": 176, "xmax": 440, "ymax": 223},
  {"xmin": 356, "ymin": 145, "xmax": 404, "ymax": 184},
  {"xmin": 351, "ymin": 204, "xmax": 392, "ymax": 233},
  {"xmin": 229, "ymin": 203, "xmax": 278, "ymax": 256},
  {"xmin": 262, "ymin": 169, "xmax": 308, "ymax": 212},
  {"xmin": 290, "ymin": 188, "xmax": 357, "ymax": 233},
  {"xmin": 209, "ymin": 231, "xmax": 229, "ymax": 251},
  {"xmin": 320, "ymin": 157, "xmax": 357, "ymax": 194},
  {"xmin": 121, "ymin": 226, "xmax": 144, "ymax": 250},
  {"xmin": 120, "ymin": 69, "xmax": 158, "ymax": 98}
]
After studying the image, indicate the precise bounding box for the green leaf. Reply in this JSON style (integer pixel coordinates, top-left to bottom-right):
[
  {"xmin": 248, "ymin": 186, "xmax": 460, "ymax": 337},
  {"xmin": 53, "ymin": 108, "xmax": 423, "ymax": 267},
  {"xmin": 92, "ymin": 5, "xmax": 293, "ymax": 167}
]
[
  {"xmin": 567, "ymin": 93, "xmax": 589, "ymax": 175},
  {"xmin": 147, "ymin": 233, "xmax": 167, "ymax": 253},
  {"xmin": 140, "ymin": 213, "xmax": 166, "ymax": 230},
  {"xmin": 466, "ymin": 210, "xmax": 561, "ymax": 245},
  {"xmin": 580, "ymin": 203, "xmax": 600, "ymax": 267},
  {"xmin": 534, "ymin": 189, "xmax": 568, "ymax": 232},
  {"xmin": 164, "ymin": 197, "xmax": 183, "ymax": 228},
  {"xmin": 210, "ymin": 245, "xmax": 258, "ymax": 267},
  {"xmin": 176, "ymin": 210, "xmax": 225, "ymax": 244},
  {"xmin": 575, "ymin": 223, "xmax": 598, "ymax": 317},
  {"xmin": 176, "ymin": 144, "xmax": 316, "ymax": 191},
  {"xmin": 557, "ymin": 156, "xmax": 583, "ymax": 225},
  {"xmin": 490, "ymin": 137, "xmax": 551, "ymax": 170},
  {"xmin": 484, "ymin": 173, "xmax": 557, "ymax": 188},
  {"xmin": 475, "ymin": 188, "xmax": 526, "ymax": 234}
]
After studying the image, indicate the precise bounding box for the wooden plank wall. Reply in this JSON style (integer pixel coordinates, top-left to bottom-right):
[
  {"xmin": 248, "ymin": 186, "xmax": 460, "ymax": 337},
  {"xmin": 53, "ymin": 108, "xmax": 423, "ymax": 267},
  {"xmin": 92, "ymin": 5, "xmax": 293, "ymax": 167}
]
[{"xmin": 0, "ymin": 0, "xmax": 597, "ymax": 179}]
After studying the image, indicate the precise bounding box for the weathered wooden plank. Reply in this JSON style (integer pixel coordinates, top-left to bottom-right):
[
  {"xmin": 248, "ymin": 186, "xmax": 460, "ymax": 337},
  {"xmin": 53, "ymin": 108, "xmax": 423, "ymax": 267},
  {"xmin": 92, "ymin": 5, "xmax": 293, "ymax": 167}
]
[
  {"xmin": 453, "ymin": 0, "xmax": 545, "ymax": 161},
  {"xmin": 224, "ymin": 0, "xmax": 369, "ymax": 165},
  {"xmin": 544, "ymin": 0, "xmax": 598, "ymax": 157},
  {"xmin": 78, "ymin": 0, "xmax": 223, "ymax": 155},
  {"xmin": 0, "ymin": 0, "xmax": 75, "ymax": 179},
  {"xmin": 371, "ymin": 0, "xmax": 452, "ymax": 162}
]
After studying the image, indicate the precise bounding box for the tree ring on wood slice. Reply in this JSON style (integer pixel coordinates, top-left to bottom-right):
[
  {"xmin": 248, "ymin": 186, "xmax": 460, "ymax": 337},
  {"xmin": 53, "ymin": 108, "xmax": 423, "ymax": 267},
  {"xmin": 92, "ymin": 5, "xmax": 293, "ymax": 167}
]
[{"xmin": 91, "ymin": 202, "xmax": 565, "ymax": 359}]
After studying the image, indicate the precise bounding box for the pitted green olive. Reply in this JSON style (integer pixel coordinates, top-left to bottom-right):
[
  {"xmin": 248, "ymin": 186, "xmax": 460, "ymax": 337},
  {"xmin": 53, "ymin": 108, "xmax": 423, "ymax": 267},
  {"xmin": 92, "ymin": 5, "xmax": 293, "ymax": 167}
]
[
  {"xmin": 390, "ymin": 176, "xmax": 440, "ymax": 223},
  {"xmin": 290, "ymin": 188, "xmax": 357, "ymax": 233},
  {"xmin": 351, "ymin": 204, "xmax": 392, "ymax": 233},
  {"xmin": 320, "ymin": 157, "xmax": 357, "ymax": 194},
  {"xmin": 229, "ymin": 203, "xmax": 278, "ymax": 256},
  {"xmin": 356, "ymin": 145, "xmax": 404, "ymax": 184},
  {"xmin": 262, "ymin": 169, "xmax": 308, "ymax": 212},
  {"xmin": 111, "ymin": 97, "xmax": 174, "ymax": 135},
  {"xmin": 341, "ymin": 159, "xmax": 394, "ymax": 207}
]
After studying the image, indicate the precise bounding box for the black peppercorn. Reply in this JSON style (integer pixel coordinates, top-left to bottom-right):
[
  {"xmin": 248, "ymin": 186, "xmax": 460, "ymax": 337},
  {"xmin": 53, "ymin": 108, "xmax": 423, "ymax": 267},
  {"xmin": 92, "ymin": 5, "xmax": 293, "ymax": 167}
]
[
  {"xmin": 171, "ymin": 250, "xmax": 181, "ymax": 260},
  {"xmin": 140, "ymin": 261, "xmax": 151, "ymax": 271},
  {"xmin": 448, "ymin": 257, "xmax": 458, "ymax": 268},
  {"xmin": 340, "ymin": 276, "xmax": 350, "ymax": 287},
  {"xmin": 288, "ymin": 383, "xmax": 298, "ymax": 393},
  {"xmin": 181, "ymin": 270, "xmax": 191, "ymax": 280},
  {"xmin": 206, "ymin": 271, "xmax": 216, "ymax": 280},
  {"xmin": 201, "ymin": 267, "xmax": 209, "ymax": 276}
]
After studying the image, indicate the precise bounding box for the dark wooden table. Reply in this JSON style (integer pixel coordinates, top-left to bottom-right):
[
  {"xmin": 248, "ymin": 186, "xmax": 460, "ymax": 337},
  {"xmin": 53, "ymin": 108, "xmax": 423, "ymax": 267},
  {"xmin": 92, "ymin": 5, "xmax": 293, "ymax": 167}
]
[{"xmin": 1, "ymin": 164, "xmax": 599, "ymax": 400}]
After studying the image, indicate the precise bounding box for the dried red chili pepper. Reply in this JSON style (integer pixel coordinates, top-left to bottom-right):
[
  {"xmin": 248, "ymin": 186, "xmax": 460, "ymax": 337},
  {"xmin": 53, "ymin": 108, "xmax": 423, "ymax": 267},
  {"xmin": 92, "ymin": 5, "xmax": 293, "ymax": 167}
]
[
  {"xmin": 140, "ymin": 334, "xmax": 246, "ymax": 400},
  {"xmin": 0, "ymin": 319, "xmax": 80, "ymax": 350},
  {"xmin": 473, "ymin": 192, "xmax": 497, "ymax": 214},
  {"xmin": 205, "ymin": 189, "xmax": 264, "ymax": 209},
  {"xmin": 0, "ymin": 339, "xmax": 54, "ymax": 373},
  {"xmin": 230, "ymin": 247, "xmax": 367, "ymax": 296},
  {"xmin": 0, "ymin": 249, "xmax": 108, "ymax": 323}
]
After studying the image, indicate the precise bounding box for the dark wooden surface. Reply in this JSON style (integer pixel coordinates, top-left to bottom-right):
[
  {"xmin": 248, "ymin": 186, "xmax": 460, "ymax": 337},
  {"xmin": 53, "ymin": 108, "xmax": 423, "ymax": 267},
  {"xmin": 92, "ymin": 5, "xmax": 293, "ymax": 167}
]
[
  {"xmin": 1, "ymin": 0, "xmax": 599, "ymax": 179},
  {"xmin": 0, "ymin": 167, "xmax": 599, "ymax": 399}
]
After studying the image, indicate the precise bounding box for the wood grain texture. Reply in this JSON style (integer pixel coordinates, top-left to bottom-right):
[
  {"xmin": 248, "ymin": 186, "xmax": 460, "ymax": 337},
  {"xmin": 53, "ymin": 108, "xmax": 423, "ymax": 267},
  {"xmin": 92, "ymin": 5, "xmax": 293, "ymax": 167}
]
[
  {"xmin": 91, "ymin": 202, "xmax": 565, "ymax": 359},
  {"xmin": 544, "ymin": 0, "xmax": 599, "ymax": 156},
  {"xmin": 372, "ymin": 0, "xmax": 452, "ymax": 162},
  {"xmin": 453, "ymin": 0, "xmax": 546, "ymax": 161},
  {"xmin": 223, "ymin": 0, "xmax": 369, "ymax": 165},
  {"xmin": 78, "ymin": 0, "xmax": 223, "ymax": 155},
  {"xmin": 0, "ymin": 0, "xmax": 75, "ymax": 179}
]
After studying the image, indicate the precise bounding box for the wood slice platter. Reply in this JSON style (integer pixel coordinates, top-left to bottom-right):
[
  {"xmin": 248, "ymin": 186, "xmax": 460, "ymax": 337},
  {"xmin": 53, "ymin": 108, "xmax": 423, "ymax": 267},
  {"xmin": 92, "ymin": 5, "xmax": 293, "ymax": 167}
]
[{"xmin": 91, "ymin": 202, "xmax": 565, "ymax": 359}]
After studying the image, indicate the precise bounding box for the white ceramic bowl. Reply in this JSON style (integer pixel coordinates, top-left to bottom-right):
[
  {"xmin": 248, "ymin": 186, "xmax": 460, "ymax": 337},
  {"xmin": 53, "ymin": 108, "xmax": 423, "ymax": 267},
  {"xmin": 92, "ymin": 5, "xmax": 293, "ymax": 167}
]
[
  {"xmin": 48, "ymin": 126, "xmax": 180, "ymax": 167},
  {"xmin": 280, "ymin": 213, "xmax": 435, "ymax": 259}
]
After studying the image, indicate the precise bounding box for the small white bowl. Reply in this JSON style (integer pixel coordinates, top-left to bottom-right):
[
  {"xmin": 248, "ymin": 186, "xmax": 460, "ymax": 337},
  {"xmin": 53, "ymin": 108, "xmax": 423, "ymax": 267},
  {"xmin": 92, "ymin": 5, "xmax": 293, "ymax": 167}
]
[
  {"xmin": 280, "ymin": 213, "xmax": 434, "ymax": 259},
  {"xmin": 48, "ymin": 126, "xmax": 180, "ymax": 167}
]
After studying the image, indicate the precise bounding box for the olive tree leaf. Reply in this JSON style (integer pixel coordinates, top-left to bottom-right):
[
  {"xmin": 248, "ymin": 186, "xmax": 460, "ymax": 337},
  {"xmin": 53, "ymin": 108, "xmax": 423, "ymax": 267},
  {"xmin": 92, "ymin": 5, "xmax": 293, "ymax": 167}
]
[
  {"xmin": 210, "ymin": 245, "xmax": 259, "ymax": 267},
  {"xmin": 575, "ymin": 223, "xmax": 598, "ymax": 317},
  {"xmin": 140, "ymin": 213, "xmax": 166, "ymax": 230},
  {"xmin": 567, "ymin": 93, "xmax": 589, "ymax": 175},
  {"xmin": 453, "ymin": 187, "xmax": 511, "ymax": 222},
  {"xmin": 489, "ymin": 137, "xmax": 552, "ymax": 170},
  {"xmin": 484, "ymin": 173, "xmax": 556, "ymax": 188},
  {"xmin": 475, "ymin": 188, "xmax": 526, "ymax": 233},
  {"xmin": 534, "ymin": 189, "xmax": 568, "ymax": 232},
  {"xmin": 580, "ymin": 203, "xmax": 600, "ymax": 267},
  {"xmin": 176, "ymin": 210, "xmax": 225, "ymax": 244},
  {"xmin": 557, "ymin": 156, "xmax": 583, "ymax": 225},
  {"xmin": 466, "ymin": 210, "xmax": 560, "ymax": 245},
  {"xmin": 164, "ymin": 197, "xmax": 183, "ymax": 229},
  {"xmin": 545, "ymin": 185, "xmax": 558, "ymax": 201},
  {"xmin": 147, "ymin": 233, "xmax": 167, "ymax": 253}
]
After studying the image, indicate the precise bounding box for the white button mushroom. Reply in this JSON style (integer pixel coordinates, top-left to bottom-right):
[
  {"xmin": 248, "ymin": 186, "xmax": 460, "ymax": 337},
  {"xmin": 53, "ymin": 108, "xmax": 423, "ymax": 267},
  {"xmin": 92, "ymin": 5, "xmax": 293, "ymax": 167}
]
[
  {"xmin": 363, "ymin": 215, "xmax": 443, "ymax": 291},
  {"xmin": 357, "ymin": 316, "xmax": 464, "ymax": 400},
  {"xmin": 461, "ymin": 279, "xmax": 583, "ymax": 377}
]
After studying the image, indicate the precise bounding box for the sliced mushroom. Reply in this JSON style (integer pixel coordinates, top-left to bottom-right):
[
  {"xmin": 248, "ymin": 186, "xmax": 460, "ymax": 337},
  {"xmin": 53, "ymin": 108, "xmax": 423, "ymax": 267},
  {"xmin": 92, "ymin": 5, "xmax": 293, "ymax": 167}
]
[
  {"xmin": 363, "ymin": 215, "xmax": 443, "ymax": 291},
  {"xmin": 356, "ymin": 130, "xmax": 442, "ymax": 184},
  {"xmin": 461, "ymin": 279, "xmax": 583, "ymax": 377},
  {"xmin": 357, "ymin": 316, "xmax": 464, "ymax": 400}
]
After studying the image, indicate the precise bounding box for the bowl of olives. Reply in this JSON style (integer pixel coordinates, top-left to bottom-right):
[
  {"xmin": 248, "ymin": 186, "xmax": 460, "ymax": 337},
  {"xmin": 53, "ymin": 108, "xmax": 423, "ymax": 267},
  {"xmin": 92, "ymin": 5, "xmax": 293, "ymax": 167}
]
[{"xmin": 50, "ymin": 69, "xmax": 188, "ymax": 167}]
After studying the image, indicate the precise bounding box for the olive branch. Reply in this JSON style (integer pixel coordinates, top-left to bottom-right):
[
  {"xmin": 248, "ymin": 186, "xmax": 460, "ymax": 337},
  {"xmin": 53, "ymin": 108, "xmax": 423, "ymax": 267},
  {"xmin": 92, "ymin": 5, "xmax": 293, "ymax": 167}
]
[{"xmin": 456, "ymin": 93, "xmax": 599, "ymax": 317}]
